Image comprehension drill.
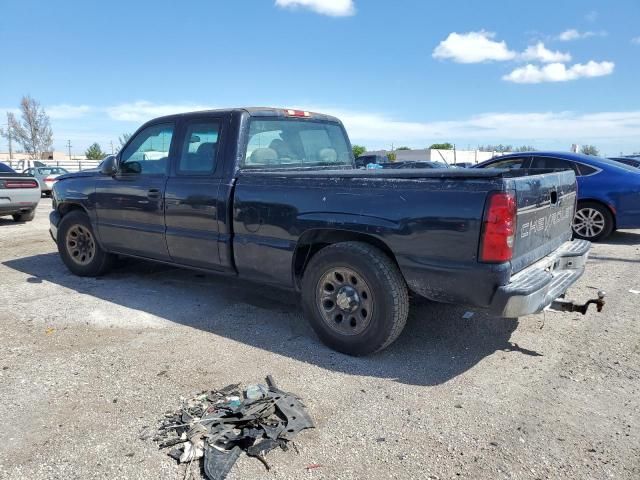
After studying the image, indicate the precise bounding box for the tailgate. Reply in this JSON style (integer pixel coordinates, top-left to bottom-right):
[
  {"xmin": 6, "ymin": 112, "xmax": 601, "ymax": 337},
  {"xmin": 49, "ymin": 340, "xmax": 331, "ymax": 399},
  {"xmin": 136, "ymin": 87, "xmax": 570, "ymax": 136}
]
[{"xmin": 510, "ymin": 169, "xmax": 577, "ymax": 273}]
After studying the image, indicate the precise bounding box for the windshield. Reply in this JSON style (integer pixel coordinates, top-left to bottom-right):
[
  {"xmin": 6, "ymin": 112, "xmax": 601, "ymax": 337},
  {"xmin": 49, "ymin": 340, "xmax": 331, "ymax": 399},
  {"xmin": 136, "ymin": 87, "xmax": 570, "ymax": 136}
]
[{"xmin": 243, "ymin": 119, "xmax": 352, "ymax": 169}]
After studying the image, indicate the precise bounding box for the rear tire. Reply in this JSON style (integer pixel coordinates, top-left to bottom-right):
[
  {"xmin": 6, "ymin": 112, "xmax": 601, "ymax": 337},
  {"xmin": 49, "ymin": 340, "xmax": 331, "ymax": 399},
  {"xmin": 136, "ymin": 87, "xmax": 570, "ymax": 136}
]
[
  {"xmin": 12, "ymin": 210, "xmax": 36, "ymax": 222},
  {"xmin": 573, "ymin": 201, "xmax": 614, "ymax": 241},
  {"xmin": 301, "ymin": 241, "xmax": 409, "ymax": 356},
  {"xmin": 57, "ymin": 210, "xmax": 114, "ymax": 276}
]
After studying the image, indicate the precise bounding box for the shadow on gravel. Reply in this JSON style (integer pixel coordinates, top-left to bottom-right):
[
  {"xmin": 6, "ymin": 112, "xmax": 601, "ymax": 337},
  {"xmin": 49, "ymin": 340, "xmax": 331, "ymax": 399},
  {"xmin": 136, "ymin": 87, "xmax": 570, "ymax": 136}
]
[
  {"xmin": 598, "ymin": 230, "xmax": 640, "ymax": 246},
  {"xmin": 3, "ymin": 253, "xmax": 538, "ymax": 386}
]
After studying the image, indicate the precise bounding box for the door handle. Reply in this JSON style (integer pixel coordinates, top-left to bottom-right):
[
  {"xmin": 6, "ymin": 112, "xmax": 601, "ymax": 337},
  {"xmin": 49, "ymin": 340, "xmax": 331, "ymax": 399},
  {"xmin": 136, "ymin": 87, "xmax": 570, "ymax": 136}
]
[{"xmin": 147, "ymin": 188, "xmax": 161, "ymax": 199}]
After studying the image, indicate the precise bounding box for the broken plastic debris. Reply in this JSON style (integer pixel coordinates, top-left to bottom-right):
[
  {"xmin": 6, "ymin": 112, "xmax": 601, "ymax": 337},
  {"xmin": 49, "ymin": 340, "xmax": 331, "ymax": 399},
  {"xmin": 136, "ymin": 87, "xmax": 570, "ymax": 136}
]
[
  {"xmin": 153, "ymin": 376, "xmax": 314, "ymax": 480},
  {"xmin": 629, "ymin": 289, "xmax": 640, "ymax": 294},
  {"xmin": 245, "ymin": 384, "xmax": 268, "ymax": 401}
]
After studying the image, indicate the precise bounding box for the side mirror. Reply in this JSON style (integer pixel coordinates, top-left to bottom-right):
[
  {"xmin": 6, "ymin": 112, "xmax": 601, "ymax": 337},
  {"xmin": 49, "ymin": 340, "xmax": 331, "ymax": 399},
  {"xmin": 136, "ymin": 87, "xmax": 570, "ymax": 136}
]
[{"xmin": 100, "ymin": 156, "xmax": 118, "ymax": 176}]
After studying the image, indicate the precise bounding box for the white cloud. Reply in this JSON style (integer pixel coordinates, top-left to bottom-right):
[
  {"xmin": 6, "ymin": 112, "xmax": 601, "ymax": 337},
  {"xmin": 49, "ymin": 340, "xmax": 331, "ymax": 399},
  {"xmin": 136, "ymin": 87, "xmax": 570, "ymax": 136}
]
[
  {"xmin": 557, "ymin": 29, "xmax": 605, "ymax": 41},
  {"xmin": 503, "ymin": 61, "xmax": 614, "ymax": 83},
  {"xmin": 585, "ymin": 10, "xmax": 598, "ymax": 22},
  {"xmin": 275, "ymin": 0, "xmax": 355, "ymax": 17},
  {"xmin": 520, "ymin": 42, "xmax": 571, "ymax": 63},
  {"xmin": 632, "ymin": 36, "xmax": 640, "ymax": 45},
  {"xmin": 310, "ymin": 107, "xmax": 640, "ymax": 150},
  {"xmin": 106, "ymin": 101, "xmax": 214, "ymax": 122},
  {"xmin": 47, "ymin": 104, "xmax": 91, "ymax": 119},
  {"xmin": 432, "ymin": 31, "xmax": 516, "ymax": 63}
]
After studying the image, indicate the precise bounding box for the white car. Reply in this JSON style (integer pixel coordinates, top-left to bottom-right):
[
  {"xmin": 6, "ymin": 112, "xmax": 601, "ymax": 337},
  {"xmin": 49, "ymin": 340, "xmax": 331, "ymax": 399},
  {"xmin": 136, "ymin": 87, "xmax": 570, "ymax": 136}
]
[
  {"xmin": 23, "ymin": 166, "xmax": 69, "ymax": 195},
  {"xmin": 0, "ymin": 162, "xmax": 41, "ymax": 221}
]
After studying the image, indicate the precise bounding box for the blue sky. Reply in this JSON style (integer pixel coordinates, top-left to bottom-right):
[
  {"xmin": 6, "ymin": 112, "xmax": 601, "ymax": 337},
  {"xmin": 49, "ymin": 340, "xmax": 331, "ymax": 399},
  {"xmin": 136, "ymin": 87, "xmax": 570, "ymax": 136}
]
[{"xmin": 1, "ymin": 0, "xmax": 639, "ymax": 155}]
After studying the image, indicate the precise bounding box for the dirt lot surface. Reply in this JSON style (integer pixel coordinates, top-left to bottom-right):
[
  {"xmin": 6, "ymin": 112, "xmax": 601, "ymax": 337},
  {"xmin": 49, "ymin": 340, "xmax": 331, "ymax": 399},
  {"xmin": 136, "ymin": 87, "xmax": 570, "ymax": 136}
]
[{"xmin": 0, "ymin": 200, "xmax": 638, "ymax": 479}]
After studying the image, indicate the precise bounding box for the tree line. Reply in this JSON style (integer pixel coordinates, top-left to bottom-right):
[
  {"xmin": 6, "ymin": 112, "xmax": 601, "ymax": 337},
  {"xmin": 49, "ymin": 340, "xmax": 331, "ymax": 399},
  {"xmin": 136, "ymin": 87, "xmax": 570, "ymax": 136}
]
[{"xmin": 0, "ymin": 95, "xmax": 131, "ymax": 160}]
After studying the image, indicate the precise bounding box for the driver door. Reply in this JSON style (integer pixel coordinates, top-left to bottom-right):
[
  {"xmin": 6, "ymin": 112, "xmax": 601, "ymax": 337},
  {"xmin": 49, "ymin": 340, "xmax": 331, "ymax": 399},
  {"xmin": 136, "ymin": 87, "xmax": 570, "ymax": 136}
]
[{"xmin": 95, "ymin": 122, "xmax": 174, "ymax": 260}]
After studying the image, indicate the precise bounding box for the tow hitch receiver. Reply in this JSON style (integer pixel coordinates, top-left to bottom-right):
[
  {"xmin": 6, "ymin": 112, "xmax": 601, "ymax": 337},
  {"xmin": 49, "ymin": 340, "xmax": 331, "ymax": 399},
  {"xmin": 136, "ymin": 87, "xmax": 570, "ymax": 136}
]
[{"xmin": 549, "ymin": 290, "xmax": 606, "ymax": 315}]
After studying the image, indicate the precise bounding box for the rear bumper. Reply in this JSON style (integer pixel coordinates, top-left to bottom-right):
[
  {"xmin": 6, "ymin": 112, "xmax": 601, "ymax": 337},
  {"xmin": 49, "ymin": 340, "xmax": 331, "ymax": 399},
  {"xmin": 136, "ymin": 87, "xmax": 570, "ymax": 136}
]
[{"xmin": 489, "ymin": 239, "xmax": 590, "ymax": 317}]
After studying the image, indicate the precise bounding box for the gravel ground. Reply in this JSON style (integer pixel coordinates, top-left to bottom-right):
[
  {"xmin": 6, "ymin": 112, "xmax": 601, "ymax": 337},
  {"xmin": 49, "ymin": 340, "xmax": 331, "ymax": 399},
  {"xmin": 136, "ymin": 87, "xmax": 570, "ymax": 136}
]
[{"xmin": 0, "ymin": 200, "xmax": 638, "ymax": 480}]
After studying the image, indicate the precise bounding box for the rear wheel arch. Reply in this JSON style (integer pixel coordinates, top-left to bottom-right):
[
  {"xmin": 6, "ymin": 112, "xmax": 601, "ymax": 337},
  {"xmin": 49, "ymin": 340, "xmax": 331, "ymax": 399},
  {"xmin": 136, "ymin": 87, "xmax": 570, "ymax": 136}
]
[{"xmin": 292, "ymin": 229, "xmax": 400, "ymax": 289}]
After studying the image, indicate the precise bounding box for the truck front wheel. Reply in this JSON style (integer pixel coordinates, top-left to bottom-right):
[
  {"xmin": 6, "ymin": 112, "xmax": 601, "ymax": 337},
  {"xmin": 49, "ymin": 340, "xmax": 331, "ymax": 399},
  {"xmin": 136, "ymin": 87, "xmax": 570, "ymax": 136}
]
[
  {"xmin": 301, "ymin": 241, "xmax": 409, "ymax": 356},
  {"xmin": 57, "ymin": 210, "xmax": 114, "ymax": 276}
]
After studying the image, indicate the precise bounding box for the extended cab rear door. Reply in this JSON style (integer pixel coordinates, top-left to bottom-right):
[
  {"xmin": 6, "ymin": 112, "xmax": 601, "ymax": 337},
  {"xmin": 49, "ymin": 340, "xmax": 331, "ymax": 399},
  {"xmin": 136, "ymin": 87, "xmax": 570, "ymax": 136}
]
[{"xmin": 164, "ymin": 115, "xmax": 229, "ymax": 270}]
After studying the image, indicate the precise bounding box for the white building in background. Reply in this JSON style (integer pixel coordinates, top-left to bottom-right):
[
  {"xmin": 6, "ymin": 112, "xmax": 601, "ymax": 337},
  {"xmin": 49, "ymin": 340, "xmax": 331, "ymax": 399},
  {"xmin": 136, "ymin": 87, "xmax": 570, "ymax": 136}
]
[
  {"xmin": 363, "ymin": 148, "xmax": 500, "ymax": 165},
  {"xmin": 0, "ymin": 151, "xmax": 88, "ymax": 161}
]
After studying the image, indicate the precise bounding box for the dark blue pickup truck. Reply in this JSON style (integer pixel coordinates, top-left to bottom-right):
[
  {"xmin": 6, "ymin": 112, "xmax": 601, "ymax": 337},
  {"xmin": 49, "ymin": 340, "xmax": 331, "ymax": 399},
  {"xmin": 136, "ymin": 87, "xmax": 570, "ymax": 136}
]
[{"xmin": 50, "ymin": 108, "xmax": 602, "ymax": 355}]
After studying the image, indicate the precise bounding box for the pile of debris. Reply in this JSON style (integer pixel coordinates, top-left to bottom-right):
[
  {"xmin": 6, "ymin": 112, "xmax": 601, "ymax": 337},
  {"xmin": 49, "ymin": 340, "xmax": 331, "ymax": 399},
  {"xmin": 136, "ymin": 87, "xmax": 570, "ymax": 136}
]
[{"xmin": 153, "ymin": 375, "xmax": 314, "ymax": 480}]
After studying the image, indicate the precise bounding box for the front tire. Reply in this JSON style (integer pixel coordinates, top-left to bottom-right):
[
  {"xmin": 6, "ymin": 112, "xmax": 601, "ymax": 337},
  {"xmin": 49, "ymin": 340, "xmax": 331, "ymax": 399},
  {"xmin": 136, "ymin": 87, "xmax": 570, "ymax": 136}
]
[
  {"xmin": 573, "ymin": 201, "xmax": 614, "ymax": 241},
  {"xmin": 12, "ymin": 210, "xmax": 36, "ymax": 222},
  {"xmin": 57, "ymin": 210, "xmax": 114, "ymax": 276},
  {"xmin": 301, "ymin": 241, "xmax": 409, "ymax": 356}
]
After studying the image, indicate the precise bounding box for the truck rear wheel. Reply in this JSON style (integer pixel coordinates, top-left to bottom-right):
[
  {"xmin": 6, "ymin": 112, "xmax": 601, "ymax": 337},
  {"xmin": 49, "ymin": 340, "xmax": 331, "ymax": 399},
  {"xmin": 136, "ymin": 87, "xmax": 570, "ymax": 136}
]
[
  {"xmin": 57, "ymin": 210, "xmax": 114, "ymax": 276},
  {"xmin": 301, "ymin": 241, "xmax": 409, "ymax": 356}
]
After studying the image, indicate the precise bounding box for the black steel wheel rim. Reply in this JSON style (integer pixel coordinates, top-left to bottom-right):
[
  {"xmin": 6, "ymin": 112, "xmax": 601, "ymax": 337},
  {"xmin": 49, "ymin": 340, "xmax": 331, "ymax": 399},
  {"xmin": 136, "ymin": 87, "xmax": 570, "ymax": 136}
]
[
  {"xmin": 65, "ymin": 224, "xmax": 96, "ymax": 266},
  {"xmin": 316, "ymin": 267, "xmax": 374, "ymax": 336}
]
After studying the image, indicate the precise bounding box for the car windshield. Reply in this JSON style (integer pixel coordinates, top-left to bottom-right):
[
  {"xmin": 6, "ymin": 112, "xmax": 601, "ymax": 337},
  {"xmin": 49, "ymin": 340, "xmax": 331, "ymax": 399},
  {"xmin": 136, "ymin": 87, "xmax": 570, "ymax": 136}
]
[
  {"xmin": 0, "ymin": 163, "xmax": 15, "ymax": 173},
  {"xmin": 243, "ymin": 119, "xmax": 353, "ymax": 169}
]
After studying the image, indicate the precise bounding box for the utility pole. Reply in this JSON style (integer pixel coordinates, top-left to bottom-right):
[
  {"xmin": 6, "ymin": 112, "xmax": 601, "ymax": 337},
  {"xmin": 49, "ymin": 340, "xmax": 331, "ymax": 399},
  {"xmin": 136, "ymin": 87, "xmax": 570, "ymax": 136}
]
[
  {"xmin": 5, "ymin": 113, "xmax": 13, "ymax": 160},
  {"xmin": 66, "ymin": 140, "xmax": 72, "ymax": 160}
]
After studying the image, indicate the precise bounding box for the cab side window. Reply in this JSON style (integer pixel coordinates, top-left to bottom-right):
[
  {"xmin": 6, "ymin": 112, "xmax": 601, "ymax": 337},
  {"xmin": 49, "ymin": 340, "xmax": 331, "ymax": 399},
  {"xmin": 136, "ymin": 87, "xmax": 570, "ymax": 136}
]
[
  {"xmin": 178, "ymin": 121, "xmax": 221, "ymax": 174},
  {"xmin": 120, "ymin": 123, "xmax": 174, "ymax": 174}
]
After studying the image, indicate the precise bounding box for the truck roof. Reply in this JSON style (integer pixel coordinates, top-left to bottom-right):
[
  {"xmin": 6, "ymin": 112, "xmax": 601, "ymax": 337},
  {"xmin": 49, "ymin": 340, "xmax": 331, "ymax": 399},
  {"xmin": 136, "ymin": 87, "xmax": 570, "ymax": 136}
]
[{"xmin": 146, "ymin": 107, "xmax": 342, "ymax": 124}]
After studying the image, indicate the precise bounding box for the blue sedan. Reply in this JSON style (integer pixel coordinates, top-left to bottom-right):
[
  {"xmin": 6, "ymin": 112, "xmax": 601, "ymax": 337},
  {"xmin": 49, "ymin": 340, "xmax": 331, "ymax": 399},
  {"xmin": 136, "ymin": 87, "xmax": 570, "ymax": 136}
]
[{"xmin": 475, "ymin": 151, "xmax": 640, "ymax": 241}]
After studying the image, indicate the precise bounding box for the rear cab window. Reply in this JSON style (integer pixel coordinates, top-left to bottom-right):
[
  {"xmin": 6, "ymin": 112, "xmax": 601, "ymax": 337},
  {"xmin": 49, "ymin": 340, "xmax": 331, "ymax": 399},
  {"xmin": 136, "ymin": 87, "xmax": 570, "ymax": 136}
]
[
  {"xmin": 242, "ymin": 118, "xmax": 352, "ymax": 169},
  {"xmin": 177, "ymin": 121, "xmax": 221, "ymax": 174}
]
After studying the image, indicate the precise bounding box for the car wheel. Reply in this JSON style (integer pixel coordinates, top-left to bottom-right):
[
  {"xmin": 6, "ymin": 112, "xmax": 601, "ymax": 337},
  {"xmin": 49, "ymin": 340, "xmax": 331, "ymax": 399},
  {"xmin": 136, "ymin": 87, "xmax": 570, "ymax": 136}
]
[
  {"xmin": 57, "ymin": 210, "xmax": 114, "ymax": 276},
  {"xmin": 573, "ymin": 201, "xmax": 614, "ymax": 241},
  {"xmin": 12, "ymin": 210, "xmax": 36, "ymax": 222},
  {"xmin": 301, "ymin": 241, "xmax": 409, "ymax": 356}
]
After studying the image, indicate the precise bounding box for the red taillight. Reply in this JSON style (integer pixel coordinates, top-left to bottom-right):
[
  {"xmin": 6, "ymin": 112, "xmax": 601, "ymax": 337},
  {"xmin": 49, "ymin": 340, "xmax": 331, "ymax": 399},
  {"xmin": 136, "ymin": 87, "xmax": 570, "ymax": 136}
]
[
  {"xmin": 44, "ymin": 176, "xmax": 57, "ymax": 182},
  {"xmin": 5, "ymin": 180, "xmax": 39, "ymax": 189},
  {"xmin": 480, "ymin": 191, "xmax": 517, "ymax": 263},
  {"xmin": 284, "ymin": 109, "xmax": 311, "ymax": 118}
]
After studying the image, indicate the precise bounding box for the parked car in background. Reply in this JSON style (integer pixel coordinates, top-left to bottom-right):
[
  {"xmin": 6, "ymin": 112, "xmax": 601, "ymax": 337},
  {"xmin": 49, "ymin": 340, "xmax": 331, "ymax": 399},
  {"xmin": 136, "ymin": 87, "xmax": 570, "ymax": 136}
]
[
  {"xmin": 452, "ymin": 162, "xmax": 474, "ymax": 168},
  {"xmin": 12, "ymin": 159, "xmax": 47, "ymax": 171},
  {"xmin": 381, "ymin": 161, "xmax": 448, "ymax": 169},
  {"xmin": 0, "ymin": 162, "xmax": 41, "ymax": 221},
  {"xmin": 23, "ymin": 166, "xmax": 69, "ymax": 196},
  {"xmin": 475, "ymin": 151, "xmax": 640, "ymax": 241},
  {"xmin": 609, "ymin": 157, "xmax": 640, "ymax": 169},
  {"xmin": 355, "ymin": 154, "xmax": 389, "ymax": 168}
]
